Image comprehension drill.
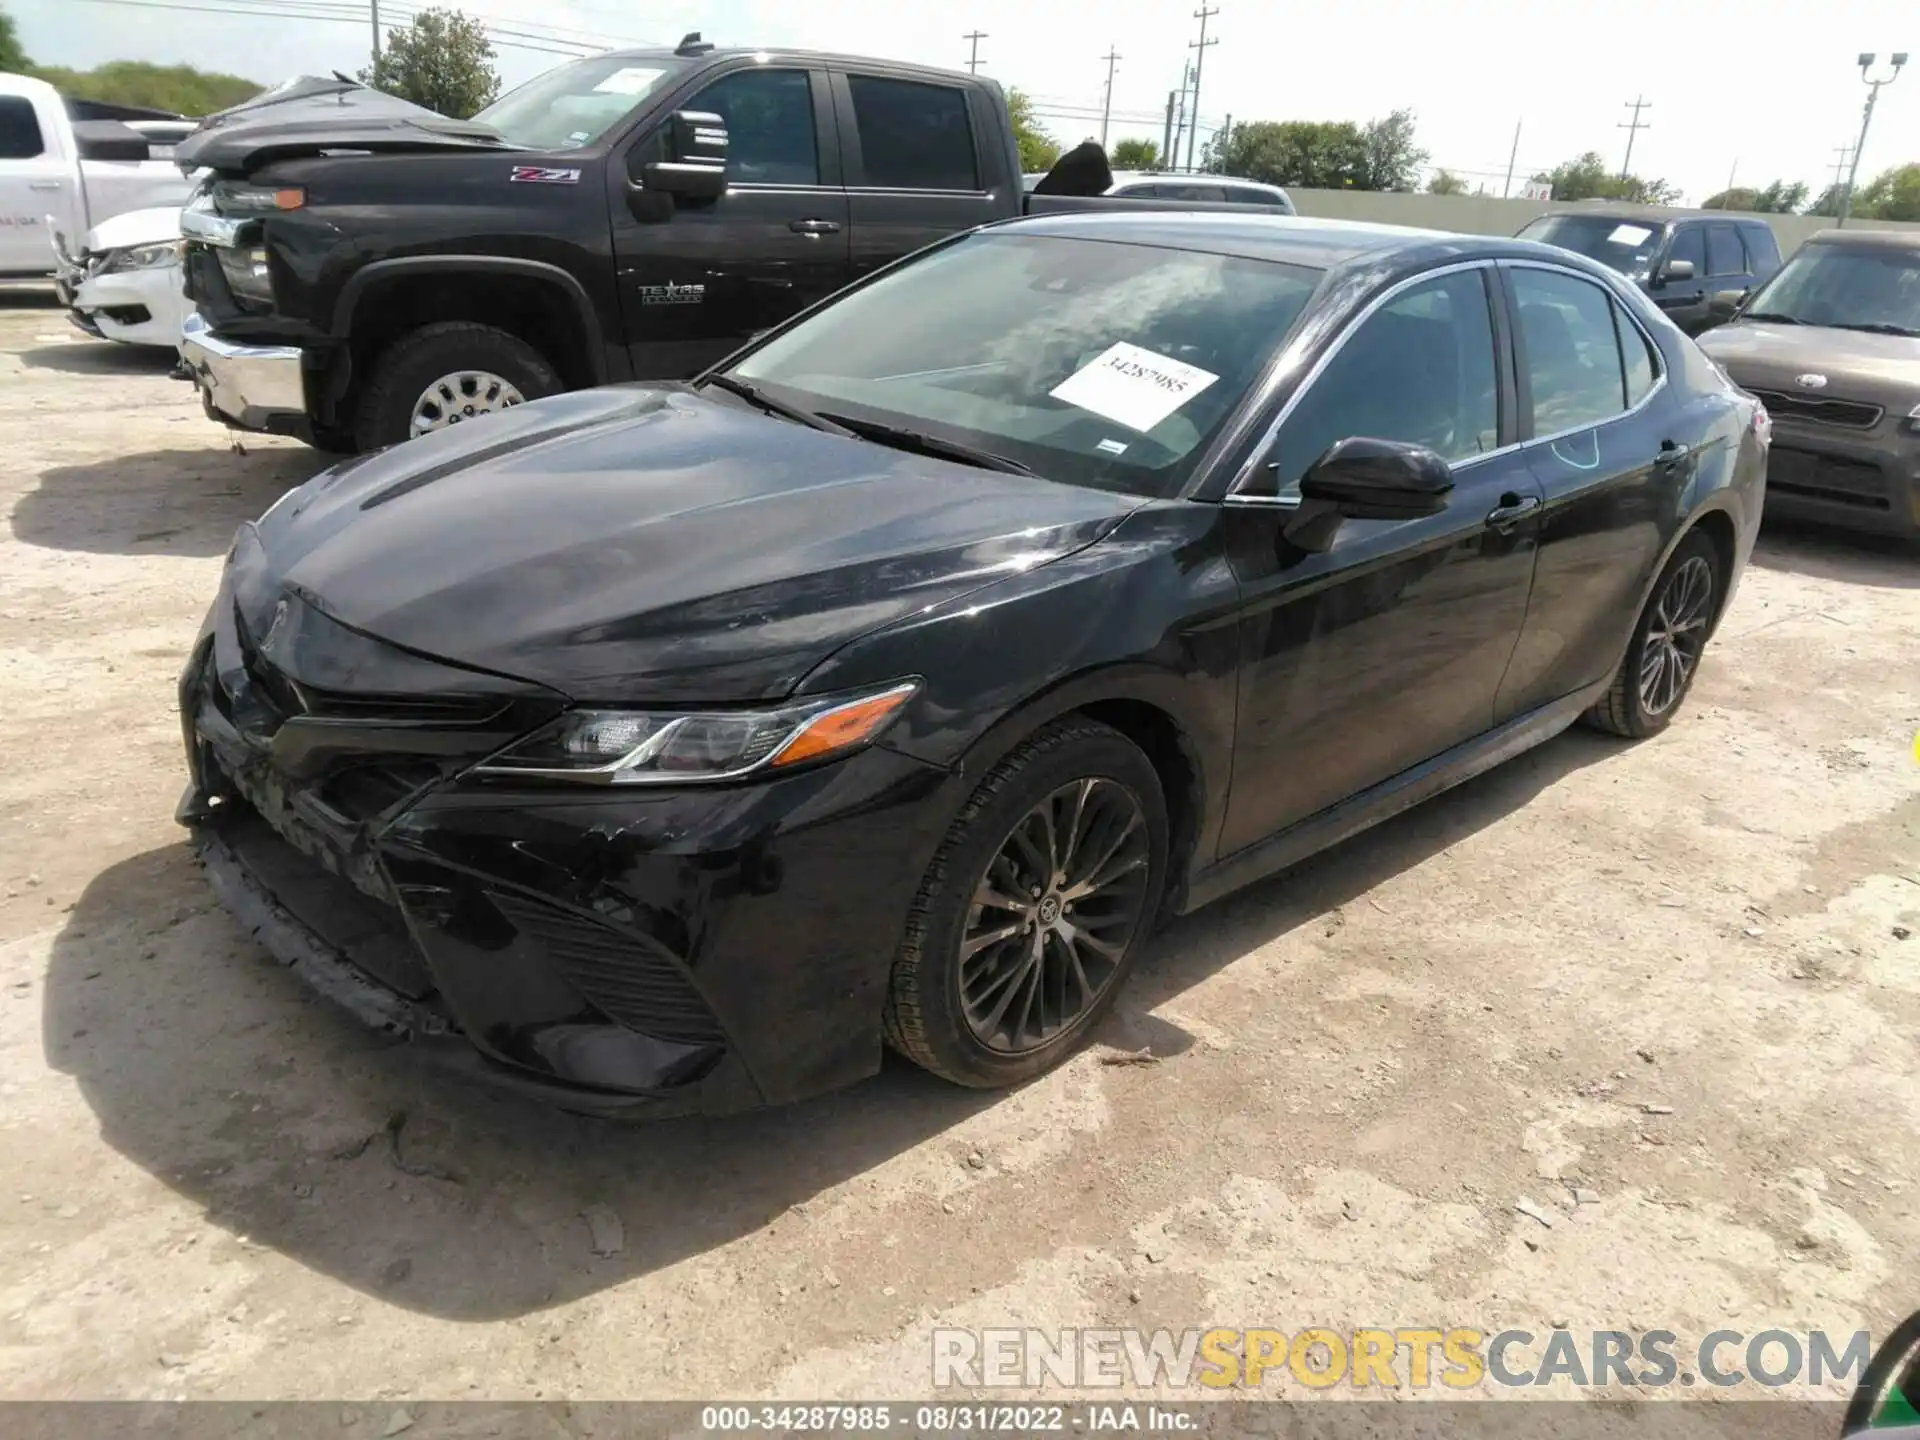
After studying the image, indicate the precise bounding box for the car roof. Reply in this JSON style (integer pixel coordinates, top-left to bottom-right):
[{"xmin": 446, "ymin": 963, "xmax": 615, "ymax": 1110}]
[
  {"xmin": 1000, "ymin": 209, "xmax": 1524, "ymax": 270},
  {"xmin": 1108, "ymin": 172, "xmax": 1285, "ymax": 192},
  {"xmin": 599, "ymin": 45, "xmax": 981, "ymax": 86},
  {"xmin": 1803, "ymin": 226, "xmax": 1920, "ymax": 252}
]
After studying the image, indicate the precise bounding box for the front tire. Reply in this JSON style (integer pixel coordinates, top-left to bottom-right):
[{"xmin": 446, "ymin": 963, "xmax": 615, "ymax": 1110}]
[
  {"xmin": 352, "ymin": 322, "xmax": 560, "ymax": 451},
  {"xmin": 1583, "ymin": 529, "xmax": 1721, "ymax": 738},
  {"xmin": 883, "ymin": 720, "xmax": 1168, "ymax": 1088}
]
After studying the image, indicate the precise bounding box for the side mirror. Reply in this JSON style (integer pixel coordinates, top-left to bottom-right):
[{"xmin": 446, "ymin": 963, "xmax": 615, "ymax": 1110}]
[
  {"xmin": 638, "ymin": 109, "xmax": 729, "ymax": 199},
  {"xmin": 1660, "ymin": 257, "xmax": 1697, "ymax": 285},
  {"xmin": 1298, "ymin": 437, "xmax": 1454, "ymax": 521}
]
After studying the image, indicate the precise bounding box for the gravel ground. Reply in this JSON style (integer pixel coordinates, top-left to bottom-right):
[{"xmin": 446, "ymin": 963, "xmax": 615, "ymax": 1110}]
[{"xmin": 1, "ymin": 284, "xmax": 1917, "ymax": 1408}]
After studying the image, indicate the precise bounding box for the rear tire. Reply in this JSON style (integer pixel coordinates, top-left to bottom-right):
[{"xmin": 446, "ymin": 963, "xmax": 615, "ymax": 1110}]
[
  {"xmin": 1582, "ymin": 529, "xmax": 1721, "ymax": 738},
  {"xmin": 352, "ymin": 322, "xmax": 560, "ymax": 451},
  {"xmin": 882, "ymin": 720, "xmax": 1168, "ymax": 1089}
]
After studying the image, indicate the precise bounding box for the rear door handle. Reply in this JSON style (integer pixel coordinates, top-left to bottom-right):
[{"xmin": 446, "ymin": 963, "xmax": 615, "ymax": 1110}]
[
  {"xmin": 788, "ymin": 218, "xmax": 841, "ymax": 235},
  {"xmin": 1485, "ymin": 493, "xmax": 1541, "ymax": 531},
  {"xmin": 28, "ymin": 180, "xmax": 62, "ymax": 192},
  {"xmin": 1656, "ymin": 439, "xmax": 1690, "ymax": 469}
]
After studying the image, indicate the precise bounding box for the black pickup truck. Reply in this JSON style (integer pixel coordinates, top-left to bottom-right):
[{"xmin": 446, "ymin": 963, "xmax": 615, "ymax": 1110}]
[{"xmin": 174, "ymin": 37, "xmax": 1290, "ymax": 452}]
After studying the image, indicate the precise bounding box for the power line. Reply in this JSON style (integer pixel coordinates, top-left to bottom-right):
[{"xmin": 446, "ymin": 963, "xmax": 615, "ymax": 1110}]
[
  {"xmin": 63, "ymin": 0, "xmax": 620, "ymax": 58},
  {"xmin": 1618, "ymin": 95, "xmax": 1650, "ymax": 178}
]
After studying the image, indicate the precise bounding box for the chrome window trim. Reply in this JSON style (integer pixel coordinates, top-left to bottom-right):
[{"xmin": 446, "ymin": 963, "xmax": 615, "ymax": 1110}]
[
  {"xmin": 1222, "ymin": 256, "xmax": 1671, "ymax": 507},
  {"xmin": 1222, "ymin": 259, "xmax": 1498, "ymax": 502}
]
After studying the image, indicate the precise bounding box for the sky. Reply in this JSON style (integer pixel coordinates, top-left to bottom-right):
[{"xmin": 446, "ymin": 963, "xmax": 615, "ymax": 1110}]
[{"xmin": 10, "ymin": 0, "xmax": 1917, "ymax": 205}]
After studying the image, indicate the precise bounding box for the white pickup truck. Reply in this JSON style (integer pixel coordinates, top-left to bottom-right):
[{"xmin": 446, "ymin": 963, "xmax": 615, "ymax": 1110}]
[{"xmin": 1, "ymin": 71, "xmax": 194, "ymax": 278}]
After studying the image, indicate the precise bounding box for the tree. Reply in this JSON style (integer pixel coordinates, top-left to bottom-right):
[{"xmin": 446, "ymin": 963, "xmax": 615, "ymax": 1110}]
[
  {"xmin": 27, "ymin": 61, "xmax": 259, "ymax": 114},
  {"xmin": 1110, "ymin": 137, "xmax": 1160, "ymax": 169},
  {"xmin": 1531, "ymin": 151, "xmax": 1680, "ymax": 206},
  {"xmin": 1357, "ymin": 108, "xmax": 1427, "ymax": 192},
  {"xmin": 0, "ymin": 6, "xmax": 28, "ymax": 73},
  {"xmin": 362, "ymin": 7, "xmax": 498, "ymax": 119},
  {"xmin": 1855, "ymin": 163, "xmax": 1920, "ymax": 222},
  {"xmin": 1702, "ymin": 180, "xmax": 1809, "ymax": 213},
  {"xmin": 1204, "ymin": 118, "xmax": 1366, "ymax": 189},
  {"xmin": 1005, "ymin": 89, "xmax": 1060, "ymax": 173},
  {"xmin": 1426, "ymin": 168, "xmax": 1470, "ymax": 196}
]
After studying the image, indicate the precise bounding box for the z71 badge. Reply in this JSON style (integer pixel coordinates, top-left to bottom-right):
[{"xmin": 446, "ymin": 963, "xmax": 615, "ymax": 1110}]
[{"xmin": 510, "ymin": 166, "xmax": 582, "ymax": 185}]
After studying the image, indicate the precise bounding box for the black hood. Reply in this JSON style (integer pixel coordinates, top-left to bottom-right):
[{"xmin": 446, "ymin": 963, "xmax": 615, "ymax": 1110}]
[
  {"xmin": 177, "ymin": 77, "xmax": 514, "ymax": 172},
  {"xmin": 248, "ymin": 387, "xmax": 1140, "ymax": 704}
]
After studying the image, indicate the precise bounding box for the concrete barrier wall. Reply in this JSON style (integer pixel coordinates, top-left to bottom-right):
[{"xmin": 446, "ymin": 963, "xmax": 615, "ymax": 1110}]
[{"xmin": 1282, "ymin": 188, "xmax": 1920, "ymax": 254}]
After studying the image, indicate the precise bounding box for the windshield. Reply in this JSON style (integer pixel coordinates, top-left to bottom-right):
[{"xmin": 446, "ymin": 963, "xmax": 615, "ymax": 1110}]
[
  {"xmin": 474, "ymin": 55, "xmax": 686, "ymax": 149},
  {"xmin": 1741, "ymin": 243, "xmax": 1920, "ymax": 335},
  {"xmin": 726, "ymin": 234, "xmax": 1323, "ymax": 498},
  {"xmin": 1520, "ymin": 215, "xmax": 1666, "ymax": 278}
]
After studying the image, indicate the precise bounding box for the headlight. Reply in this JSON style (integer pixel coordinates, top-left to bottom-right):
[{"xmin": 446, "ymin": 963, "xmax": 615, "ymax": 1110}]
[
  {"xmin": 217, "ymin": 244, "xmax": 274, "ymax": 306},
  {"xmin": 211, "ymin": 181, "xmax": 305, "ymax": 215},
  {"xmin": 474, "ymin": 681, "xmax": 918, "ymax": 785},
  {"xmin": 98, "ymin": 241, "xmax": 182, "ymax": 274}
]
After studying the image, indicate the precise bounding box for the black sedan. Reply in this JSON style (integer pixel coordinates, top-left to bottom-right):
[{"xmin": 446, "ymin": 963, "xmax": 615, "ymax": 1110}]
[{"xmin": 177, "ymin": 212, "xmax": 1768, "ymax": 1115}]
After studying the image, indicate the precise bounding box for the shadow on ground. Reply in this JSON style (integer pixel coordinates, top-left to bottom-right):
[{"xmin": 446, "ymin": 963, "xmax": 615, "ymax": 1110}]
[
  {"xmin": 12, "ymin": 446, "xmax": 323, "ymax": 556},
  {"xmin": 0, "ymin": 283, "xmax": 61, "ymax": 309},
  {"xmin": 44, "ymin": 724, "xmax": 1617, "ymax": 1321},
  {"xmin": 1752, "ymin": 516, "xmax": 1919, "ymax": 591},
  {"xmin": 17, "ymin": 340, "xmax": 182, "ymax": 375}
]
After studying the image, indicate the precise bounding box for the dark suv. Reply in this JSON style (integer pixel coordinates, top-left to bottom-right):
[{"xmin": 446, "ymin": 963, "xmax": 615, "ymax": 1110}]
[{"xmin": 1517, "ymin": 210, "xmax": 1782, "ymax": 335}]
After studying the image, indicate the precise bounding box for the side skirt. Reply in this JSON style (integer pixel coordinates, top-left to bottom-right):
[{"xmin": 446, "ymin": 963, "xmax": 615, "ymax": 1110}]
[{"xmin": 1179, "ymin": 675, "xmax": 1614, "ymax": 915}]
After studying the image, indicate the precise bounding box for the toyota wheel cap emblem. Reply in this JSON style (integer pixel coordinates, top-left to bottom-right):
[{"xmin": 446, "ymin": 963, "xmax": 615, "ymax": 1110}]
[{"xmin": 1795, "ymin": 373, "xmax": 1829, "ymax": 390}]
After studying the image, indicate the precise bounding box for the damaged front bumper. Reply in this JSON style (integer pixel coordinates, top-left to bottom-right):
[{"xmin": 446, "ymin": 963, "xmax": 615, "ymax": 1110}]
[{"xmin": 175, "ymin": 576, "xmax": 956, "ymax": 1117}]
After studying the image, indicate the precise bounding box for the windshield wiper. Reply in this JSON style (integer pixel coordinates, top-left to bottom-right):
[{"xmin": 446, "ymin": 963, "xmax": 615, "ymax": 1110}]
[
  {"xmin": 817, "ymin": 412, "xmax": 1035, "ymax": 476},
  {"xmin": 701, "ymin": 375, "xmax": 853, "ymax": 436},
  {"xmin": 1829, "ymin": 321, "xmax": 1920, "ymax": 337},
  {"xmin": 1742, "ymin": 311, "xmax": 1803, "ymax": 325}
]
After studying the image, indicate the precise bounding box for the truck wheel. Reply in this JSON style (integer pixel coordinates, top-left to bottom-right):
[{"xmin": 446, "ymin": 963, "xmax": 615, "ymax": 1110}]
[{"xmin": 354, "ymin": 322, "xmax": 561, "ymax": 451}]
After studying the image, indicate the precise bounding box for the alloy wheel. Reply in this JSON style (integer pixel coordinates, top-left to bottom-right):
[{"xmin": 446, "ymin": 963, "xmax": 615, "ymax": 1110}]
[
  {"xmin": 1639, "ymin": 554, "xmax": 1713, "ymax": 718},
  {"xmin": 410, "ymin": 371, "xmax": 525, "ymax": 436},
  {"xmin": 959, "ymin": 776, "xmax": 1152, "ymax": 1054}
]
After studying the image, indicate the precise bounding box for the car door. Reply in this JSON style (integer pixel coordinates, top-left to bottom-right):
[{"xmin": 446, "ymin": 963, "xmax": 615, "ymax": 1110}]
[
  {"xmin": 610, "ymin": 65, "xmax": 851, "ymax": 379},
  {"xmin": 834, "ymin": 70, "xmax": 1004, "ymax": 281},
  {"xmin": 1494, "ymin": 261, "xmax": 1680, "ymax": 718},
  {"xmin": 0, "ymin": 94, "xmax": 66, "ymax": 276},
  {"xmin": 1216, "ymin": 263, "xmax": 1546, "ymax": 855},
  {"xmin": 1649, "ymin": 224, "xmax": 1711, "ymax": 333}
]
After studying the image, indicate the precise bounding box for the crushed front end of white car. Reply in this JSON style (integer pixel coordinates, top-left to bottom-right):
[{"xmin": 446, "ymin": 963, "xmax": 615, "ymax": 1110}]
[{"xmin": 54, "ymin": 207, "xmax": 191, "ymax": 351}]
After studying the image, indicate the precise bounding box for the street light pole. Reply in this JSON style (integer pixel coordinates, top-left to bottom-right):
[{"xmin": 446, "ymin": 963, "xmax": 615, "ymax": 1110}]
[{"xmin": 1838, "ymin": 51, "xmax": 1907, "ymax": 227}]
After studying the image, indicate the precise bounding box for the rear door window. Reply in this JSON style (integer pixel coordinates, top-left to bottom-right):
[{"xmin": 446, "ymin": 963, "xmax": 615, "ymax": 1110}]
[
  {"xmin": 846, "ymin": 75, "xmax": 980, "ymax": 191},
  {"xmin": 1512, "ymin": 267, "xmax": 1629, "ymax": 434},
  {"xmin": 0, "ymin": 97, "xmax": 45, "ymax": 160},
  {"xmin": 1706, "ymin": 224, "xmax": 1746, "ymax": 277}
]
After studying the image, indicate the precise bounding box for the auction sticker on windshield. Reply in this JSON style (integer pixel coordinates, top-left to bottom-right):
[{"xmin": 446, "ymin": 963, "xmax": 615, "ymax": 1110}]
[
  {"xmin": 594, "ymin": 66, "xmax": 667, "ymax": 95},
  {"xmin": 1050, "ymin": 343, "xmax": 1219, "ymax": 433},
  {"xmin": 1608, "ymin": 223, "xmax": 1654, "ymax": 246}
]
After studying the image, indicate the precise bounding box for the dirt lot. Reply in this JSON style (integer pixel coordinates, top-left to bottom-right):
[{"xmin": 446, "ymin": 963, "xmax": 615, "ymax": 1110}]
[{"xmin": 1, "ymin": 282, "xmax": 1917, "ymax": 1407}]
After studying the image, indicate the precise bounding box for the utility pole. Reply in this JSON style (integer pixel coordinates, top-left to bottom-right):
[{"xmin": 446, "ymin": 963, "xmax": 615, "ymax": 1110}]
[
  {"xmin": 1099, "ymin": 47, "xmax": 1122, "ymax": 148},
  {"xmin": 1171, "ymin": 60, "xmax": 1193, "ymax": 171},
  {"xmin": 963, "ymin": 30, "xmax": 988, "ymax": 75},
  {"xmin": 1720, "ymin": 160, "xmax": 1737, "ymax": 207},
  {"xmin": 1162, "ymin": 91, "xmax": 1176, "ymax": 169},
  {"xmin": 1185, "ymin": 6, "xmax": 1219, "ymax": 173},
  {"xmin": 370, "ymin": 0, "xmax": 381, "ymax": 66},
  {"xmin": 1502, "ymin": 119, "xmax": 1521, "ymax": 197},
  {"xmin": 1839, "ymin": 52, "xmax": 1907, "ymax": 227},
  {"xmin": 1618, "ymin": 95, "xmax": 1650, "ymax": 178}
]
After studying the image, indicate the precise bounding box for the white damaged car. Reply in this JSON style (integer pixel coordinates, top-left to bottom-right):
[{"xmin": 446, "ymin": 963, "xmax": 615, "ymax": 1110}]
[{"xmin": 54, "ymin": 205, "xmax": 192, "ymax": 352}]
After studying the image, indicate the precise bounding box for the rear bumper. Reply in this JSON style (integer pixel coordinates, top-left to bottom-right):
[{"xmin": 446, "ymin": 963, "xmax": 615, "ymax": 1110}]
[
  {"xmin": 177, "ymin": 631, "xmax": 956, "ymax": 1116},
  {"xmin": 180, "ymin": 310, "xmax": 309, "ymax": 432}
]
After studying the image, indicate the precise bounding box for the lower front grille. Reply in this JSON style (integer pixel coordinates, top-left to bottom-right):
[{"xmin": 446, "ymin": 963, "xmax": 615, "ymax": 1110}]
[
  {"xmin": 486, "ymin": 891, "xmax": 726, "ymax": 1046},
  {"xmin": 1768, "ymin": 446, "xmax": 1891, "ymax": 511}
]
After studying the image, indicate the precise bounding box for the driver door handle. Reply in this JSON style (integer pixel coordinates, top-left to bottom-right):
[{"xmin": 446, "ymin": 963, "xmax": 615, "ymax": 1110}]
[
  {"xmin": 788, "ymin": 218, "xmax": 841, "ymax": 235},
  {"xmin": 1485, "ymin": 493, "xmax": 1541, "ymax": 531},
  {"xmin": 29, "ymin": 180, "xmax": 62, "ymax": 191}
]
